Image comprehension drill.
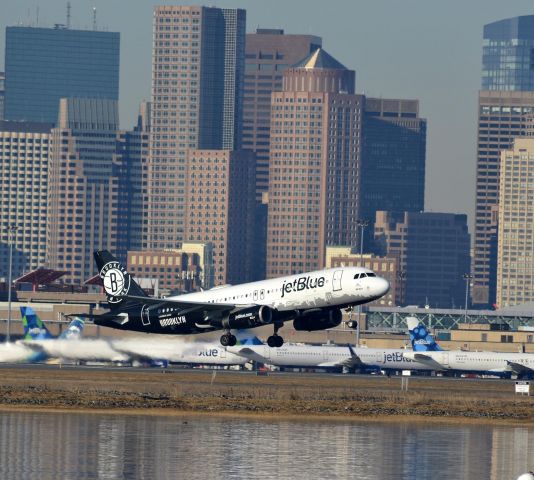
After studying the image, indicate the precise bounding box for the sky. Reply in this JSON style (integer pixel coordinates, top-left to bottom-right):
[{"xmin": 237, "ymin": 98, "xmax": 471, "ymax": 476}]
[{"xmin": 1, "ymin": 0, "xmax": 534, "ymax": 228}]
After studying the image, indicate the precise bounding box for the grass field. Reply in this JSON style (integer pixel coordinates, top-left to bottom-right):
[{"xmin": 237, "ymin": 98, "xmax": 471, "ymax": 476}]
[{"xmin": 0, "ymin": 366, "xmax": 532, "ymax": 424}]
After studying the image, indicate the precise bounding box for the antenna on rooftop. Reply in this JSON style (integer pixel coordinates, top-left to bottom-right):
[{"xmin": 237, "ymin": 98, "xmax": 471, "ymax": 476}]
[
  {"xmin": 66, "ymin": 1, "xmax": 71, "ymax": 29},
  {"xmin": 92, "ymin": 6, "xmax": 97, "ymax": 31}
]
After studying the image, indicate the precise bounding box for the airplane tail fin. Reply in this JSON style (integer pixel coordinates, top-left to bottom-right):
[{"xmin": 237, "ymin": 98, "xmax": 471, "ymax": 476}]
[
  {"xmin": 235, "ymin": 330, "xmax": 263, "ymax": 346},
  {"xmin": 94, "ymin": 250, "xmax": 148, "ymax": 310},
  {"xmin": 59, "ymin": 317, "xmax": 85, "ymax": 339},
  {"xmin": 20, "ymin": 306, "xmax": 53, "ymax": 340},
  {"xmin": 407, "ymin": 317, "xmax": 443, "ymax": 351}
]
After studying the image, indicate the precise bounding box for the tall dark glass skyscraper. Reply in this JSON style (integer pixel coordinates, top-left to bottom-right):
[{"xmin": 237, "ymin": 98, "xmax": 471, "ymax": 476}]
[
  {"xmin": 4, "ymin": 26, "xmax": 119, "ymax": 124},
  {"xmin": 482, "ymin": 15, "xmax": 534, "ymax": 91}
]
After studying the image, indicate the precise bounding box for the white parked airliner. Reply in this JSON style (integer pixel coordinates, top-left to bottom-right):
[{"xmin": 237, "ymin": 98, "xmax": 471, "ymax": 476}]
[{"xmin": 404, "ymin": 318, "xmax": 534, "ymax": 378}]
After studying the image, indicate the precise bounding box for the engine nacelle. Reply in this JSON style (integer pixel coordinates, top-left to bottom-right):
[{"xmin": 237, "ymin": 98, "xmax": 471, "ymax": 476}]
[
  {"xmin": 221, "ymin": 305, "xmax": 274, "ymax": 330},
  {"xmin": 293, "ymin": 308, "xmax": 342, "ymax": 332}
]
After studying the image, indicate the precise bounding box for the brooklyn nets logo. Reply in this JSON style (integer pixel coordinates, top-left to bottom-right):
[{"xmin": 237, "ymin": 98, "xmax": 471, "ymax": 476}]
[{"xmin": 99, "ymin": 261, "xmax": 131, "ymax": 304}]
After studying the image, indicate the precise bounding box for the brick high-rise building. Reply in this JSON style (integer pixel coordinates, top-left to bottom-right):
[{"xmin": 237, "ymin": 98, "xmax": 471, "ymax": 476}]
[
  {"xmin": 497, "ymin": 138, "xmax": 534, "ymax": 307},
  {"xmin": 0, "ymin": 121, "xmax": 52, "ymax": 279},
  {"xmin": 184, "ymin": 149, "xmax": 255, "ymax": 285},
  {"xmin": 473, "ymin": 16, "xmax": 534, "ymax": 306},
  {"xmin": 244, "ymin": 29, "xmax": 322, "ymax": 200},
  {"xmin": 473, "ymin": 91, "xmax": 534, "ymax": 306},
  {"xmin": 266, "ymin": 48, "xmax": 362, "ymax": 277},
  {"xmin": 146, "ymin": 6, "xmax": 246, "ymax": 250}
]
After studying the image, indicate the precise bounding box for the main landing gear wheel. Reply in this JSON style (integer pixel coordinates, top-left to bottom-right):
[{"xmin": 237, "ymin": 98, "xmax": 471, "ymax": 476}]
[
  {"xmin": 267, "ymin": 335, "xmax": 284, "ymax": 348},
  {"xmin": 220, "ymin": 333, "xmax": 237, "ymax": 347}
]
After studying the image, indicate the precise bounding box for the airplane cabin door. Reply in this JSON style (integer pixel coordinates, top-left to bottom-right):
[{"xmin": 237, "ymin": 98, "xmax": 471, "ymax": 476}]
[
  {"xmin": 141, "ymin": 305, "xmax": 150, "ymax": 326},
  {"xmin": 332, "ymin": 270, "xmax": 343, "ymax": 291}
]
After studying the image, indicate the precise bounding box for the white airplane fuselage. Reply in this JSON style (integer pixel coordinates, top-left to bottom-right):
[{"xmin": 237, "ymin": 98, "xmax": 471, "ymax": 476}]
[
  {"xmin": 230, "ymin": 344, "xmax": 433, "ymax": 371},
  {"xmin": 404, "ymin": 350, "xmax": 534, "ymax": 376}
]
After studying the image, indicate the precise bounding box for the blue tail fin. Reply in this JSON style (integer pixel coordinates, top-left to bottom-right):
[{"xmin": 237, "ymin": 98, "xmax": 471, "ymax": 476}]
[
  {"xmin": 59, "ymin": 318, "xmax": 85, "ymax": 339},
  {"xmin": 20, "ymin": 306, "xmax": 53, "ymax": 340},
  {"xmin": 406, "ymin": 317, "xmax": 443, "ymax": 351},
  {"xmin": 235, "ymin": 330, "xmax": 263, "ymax": 346}
]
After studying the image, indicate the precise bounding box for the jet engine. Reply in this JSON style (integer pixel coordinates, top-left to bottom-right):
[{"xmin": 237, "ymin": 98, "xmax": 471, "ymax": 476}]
[
  {"xmin": 293, "ymin": 308, "xmax": 342, "ymax": 332},
  {"xmin": 221, "ymin": 305, "xmax": 274, "ymax": 330}
]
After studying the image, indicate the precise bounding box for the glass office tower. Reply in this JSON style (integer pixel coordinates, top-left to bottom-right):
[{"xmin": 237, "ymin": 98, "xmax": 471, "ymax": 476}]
[
  {"xmin": 482, "ymin": 15, "xmax": 534, "ymax": 91},
  {"xmin": 4, "ymin": 26, "xmax": 119, "ymax": 124}
]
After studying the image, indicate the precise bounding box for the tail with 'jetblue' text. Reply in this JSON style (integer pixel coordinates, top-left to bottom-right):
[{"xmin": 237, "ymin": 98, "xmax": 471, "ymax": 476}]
[{"xmin": 406, "ymin": 317, "xmax": 443, "ymax": 351}]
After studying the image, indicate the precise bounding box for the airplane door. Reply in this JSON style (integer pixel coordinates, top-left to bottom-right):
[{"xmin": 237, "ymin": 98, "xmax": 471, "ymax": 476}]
[
  {"xmin": 220, "ymin": 347, "xmax": 226, "ymax": 359},
  {"xmin": 332, "ymin": 270, "xmax": 343, "ymax": 291},
  {"xmin": 141, "ymin": 305, "xmax": 150, "ymax": 326}
]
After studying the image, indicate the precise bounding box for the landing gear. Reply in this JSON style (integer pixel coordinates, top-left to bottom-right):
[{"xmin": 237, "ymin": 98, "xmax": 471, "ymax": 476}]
[
  {"xmin": 267, "ymin": 335, "xmax": 283, "ymax": 348},
  {"xmin": 220, "ymin": 332, "xmax": 237, "ymax": 347},
  {"xmin": 267, "ymin": 323, "xmax": 284, "ymax": 348}
]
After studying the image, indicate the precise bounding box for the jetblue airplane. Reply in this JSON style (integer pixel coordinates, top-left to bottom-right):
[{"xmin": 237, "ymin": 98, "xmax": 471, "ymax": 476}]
[
  {"xmin": 112, "ymin": 333, "xmax": 263, "ymax": 367},
  {"xmin": 0, "ymin": 307, "xmax": 84, "ymax": 363},
  {"xmin": 229, "ymin": 317, "xmax": 433, "ymax": 373},
  {"xmin": 403, "ymin": 318, "xmax": 534, "ymax": 379},
  {"xmin": 92, "ymin": 250, "xmax": 390, "ymax": 347}
]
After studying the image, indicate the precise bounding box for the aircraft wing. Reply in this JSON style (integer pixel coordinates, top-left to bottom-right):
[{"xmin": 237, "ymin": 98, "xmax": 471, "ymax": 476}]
[
  {"xmin": 123, "ymin": 294, "xmax": 240, "ymax": 313},
  {"xmin": 231, "ymin": 347, "xmax": 270, "ymax": 364},
  {"xmin": 507, "ymin": 361, "xmax": 534, "ymax": 375},
  {"xmin": 340, "ymin": 344, "xmax": 364, "ymax": 368},
  {"xmin": 409, "ymin": 353, "xmax": 434, "ymax": 361}
]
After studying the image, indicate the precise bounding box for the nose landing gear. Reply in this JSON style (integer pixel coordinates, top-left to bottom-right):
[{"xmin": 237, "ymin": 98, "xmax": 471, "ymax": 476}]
[
  {"xmin": 267, "ymin": 322, "xmax": 284, "ymax": 347},
  {"xmin": 220, "ymin": 332, "xmax": 237, "ymax": 347}
]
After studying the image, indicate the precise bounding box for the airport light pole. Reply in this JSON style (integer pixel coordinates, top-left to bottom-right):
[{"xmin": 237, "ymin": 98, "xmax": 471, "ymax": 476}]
[
  {"xmin": 397, "ymin": 270, "xmax": 406, "ymax": 306},
  {"xmin": 463, "ymin": 273, "xmax": 473, "ymax": 323},
  {"xmin": 6, "ymin": 224, "xmax": 18, "ymax": 343},
  {"xmin": 355, "ymin": 219, "xmax": 369, "ymax": 346}
]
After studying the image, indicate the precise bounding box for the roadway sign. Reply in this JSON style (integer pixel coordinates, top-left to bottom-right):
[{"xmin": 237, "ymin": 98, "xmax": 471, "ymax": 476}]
[{"xmin": 515, "ymin": 381, "xmax": 530, "ymax": 396}]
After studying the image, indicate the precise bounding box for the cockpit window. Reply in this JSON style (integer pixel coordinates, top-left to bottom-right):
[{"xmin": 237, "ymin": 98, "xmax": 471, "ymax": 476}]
[
  {"xmin": 354, "ymin": 274, "xmax": 360, "ymax": 279},
  {"xmin": 367, "ymin": 272, "xmax": 376, "ymax": 277},
  {"xmin": 360, "ymin": 273, "xmax": 367, "ymax": 278}
]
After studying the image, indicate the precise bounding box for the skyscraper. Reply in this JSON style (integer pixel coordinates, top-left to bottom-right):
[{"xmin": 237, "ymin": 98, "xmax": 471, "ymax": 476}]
[
  {"xmin": 244, "ymin": 29, "xmax": 322, "ymax": 200},
  {"xmin": 4, "ymin": 26, "xmax": 119, "ymax": 124},
  {"xmin": 146, "ymin": 6, "xmax": 246, "ymax": 251},
  {"xmin": 497, "ymin": 138, "xmax": 534, "ymax": 307},
  {"xmin": 114, "ymin": 101, "xmax": 150, "ymax": 259},
  {"xmin": 47, "ymin": 98, "xmax": 119, "ymax": 284},
  {"xmin": 0, "ymin": 72, "xmax": 5, "ymax": 120},
  {"xmin": 0, "ymin": 121, "xmax": 52, "ymax": 279},
  {"xmin": 474, "ymin": 91, "xmax": 534, "ymax": 306},
  {"xmin": 360, "ymin": 98, "xmax": 426, "ymax": 228},
  {"xmin": 473, "ymin": 15, "xmax": 534, "ymax": 306},
  {"xmin": 266, "ymin": 48, "xmax": 362, "ymax": 277},
  {"xmin": 375, "ymin": 211, "xmax": 471, "ymax": 308},
  {"xmin": 482, "ymin": 16, "xmax": 534, "ymax": 91}
]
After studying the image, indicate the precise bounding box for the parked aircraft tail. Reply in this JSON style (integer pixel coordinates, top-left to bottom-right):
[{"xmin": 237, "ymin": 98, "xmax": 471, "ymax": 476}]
[
  {"xmin": 94, "ymin": 250, "xmax": 148, "ymax": 309},
  {"xmin": 59, "ymin": 318, "xmax": 85, "ymax": 340},
  {"xmin": 21, "ymin": 306, "xmax": 53, "ymax": 340},
  {"xmin": 235, "ymin": 330, "xmax": 263, "ymax": 346},
  {"xmin": 406, "ymin": 317, "xmax": 443, "ymax": 351}
]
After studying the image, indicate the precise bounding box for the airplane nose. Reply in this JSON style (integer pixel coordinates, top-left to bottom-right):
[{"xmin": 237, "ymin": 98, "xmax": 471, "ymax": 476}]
[{"xmin": 377, "ymin": 277, "xmax": 390, "ymax": 296}]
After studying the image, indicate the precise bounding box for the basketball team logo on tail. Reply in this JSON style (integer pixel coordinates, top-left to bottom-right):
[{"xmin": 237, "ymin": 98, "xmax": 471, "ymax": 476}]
[
  {"xmin": 406, "ymin": 317, "xmax": 443, "ymax": 352},
  {"xmin": 94, "ymin": 250, "xmax": 148, "ymax": 308}
]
